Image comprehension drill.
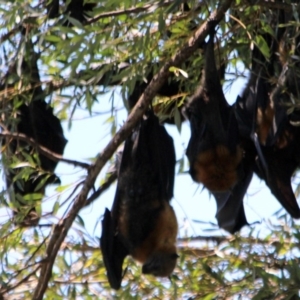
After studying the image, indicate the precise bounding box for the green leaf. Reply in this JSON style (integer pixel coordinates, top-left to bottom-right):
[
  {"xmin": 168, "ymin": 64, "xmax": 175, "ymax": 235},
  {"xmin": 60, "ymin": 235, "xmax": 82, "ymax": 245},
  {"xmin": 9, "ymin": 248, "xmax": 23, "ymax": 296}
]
[
  {"xmin": 254, "ymin": 35, "xmax": 270, "ymax": 59},
  {"xmin": 52, "ymin": 201, "xmax": 60, "ymax": 215}
]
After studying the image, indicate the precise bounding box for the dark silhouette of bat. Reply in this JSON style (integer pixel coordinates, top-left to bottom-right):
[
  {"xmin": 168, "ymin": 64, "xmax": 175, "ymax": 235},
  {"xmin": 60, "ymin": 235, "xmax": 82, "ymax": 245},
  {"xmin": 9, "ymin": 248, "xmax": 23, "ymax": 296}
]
[
  {"xmin": 251, "ymin": 67, "xmax": 300, "ymax": 219},
  {"xmin": 5, "ymin": 98, "xmax": 67, "ymax": 226},
  {"xmin": 185, "ymin": 24, "xmax": 243, "ymax": 193},
  {"xmin": 183, "ymin": 23, "xmax": 248, "ymax": 233},
  {"xmin": 46, "ymin": 0, "xmax": 96, "ymax": 25},
  {"xmin": 1, "ymin": 46, "xmax": 67, "ymax": 226},
  {"xmin": 213, "ymin": 170, "xmax": 252, "ymax": 234},
  {"xmin": 235, "ymin": 14, "xmax": 300, "ymax": 220},
  {"xmin": 212, "ymin": 136, "xmax": 256, "ymax": 233},
  {"xmin": 220, "ymin": 13, "xmax": 300, "ymax": 233},
  {"xmin": 100, "ymin": 111, "xmax": 178, "ymax": 290}
]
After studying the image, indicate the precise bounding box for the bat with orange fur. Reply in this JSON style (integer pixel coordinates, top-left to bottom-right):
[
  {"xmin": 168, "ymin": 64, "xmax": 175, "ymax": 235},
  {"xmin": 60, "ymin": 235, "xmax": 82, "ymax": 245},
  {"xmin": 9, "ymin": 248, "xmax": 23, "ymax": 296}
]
[
  {"xmin": 100, "ymin": 111, "xmax": 178, "ymax": 290},
  {"xmin": 185, "ymin": 24, "xmax": 243, "ymax": 193},
  {"xmin": 235, "ymin": 16, "xmax": 300, "ymax": 219}
]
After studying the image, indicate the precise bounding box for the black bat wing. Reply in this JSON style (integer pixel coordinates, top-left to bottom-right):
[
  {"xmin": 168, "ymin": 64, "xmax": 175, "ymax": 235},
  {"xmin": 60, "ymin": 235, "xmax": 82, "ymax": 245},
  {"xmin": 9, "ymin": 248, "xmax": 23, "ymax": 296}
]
[
  {"xmin": 139, "ymin": 111, "xmax": 176, "ymax": 201},
  {"xmin": 254, "ymin": 143, "xmax": 300, "ymax": 218},
  {"xmin": 212, "ymin": 150, "xmax": 253, "ymax": 234},
  {"xmin": 132, "ymin": 110, "xmax": 176, "ymax": 202},
  {"xmin": 30, "ymin": 99, "xmax": 68, "ymax": 172},
  {"xmin": 100, "ymin": 130, "xmax": 134, "ymax": 290},
  {"xmin": 253, "ymin": 61, "xmax": 300, "ymax": 218},
  {"xmin": 100, "ymin": 208, "xmax": 129, "ymax": 290}
]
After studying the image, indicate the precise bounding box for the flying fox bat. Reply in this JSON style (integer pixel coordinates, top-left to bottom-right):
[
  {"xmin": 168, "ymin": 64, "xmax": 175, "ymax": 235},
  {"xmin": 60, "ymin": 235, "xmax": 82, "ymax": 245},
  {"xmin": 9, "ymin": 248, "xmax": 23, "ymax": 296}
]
[
  {"xmin": 185, "ymin": 24, "xmax": 243, "ymax": 193},
  {"xmin": 4, "ymin": 96, "xmax": 67, "ymax": 226},
  {"xmin": 183, "ymin": 23, "xmax": 248, "ymax": 233},
  {"xmin": 251, "ymin": 67, "xmax": 300, "ymax": 219},
  {"xmin": 100, "ymin": 111, "xmax": 178, "ymax": 290},
  {"xmin": 235, "ymin": 21, "xmax": 300, "ymax": 219},
  {"xmin": 2, "ymin": 51, "xmax": 67, "ymax": 226}
]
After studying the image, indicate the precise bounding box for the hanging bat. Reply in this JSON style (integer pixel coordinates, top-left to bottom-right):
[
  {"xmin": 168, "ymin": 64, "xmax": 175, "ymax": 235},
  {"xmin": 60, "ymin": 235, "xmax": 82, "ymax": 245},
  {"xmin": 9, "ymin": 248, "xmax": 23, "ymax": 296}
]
[
  {"xmin": 2, "ymin": 49, "xmax": 67, "ymax": 226},
  {"xmin": 185, "ymin": 24, "xmax": 243, "ymax": 193},
  {"xmin": 4, "ymin": 96, "xmax": 67, "ymax": 226},
  {"xmin": 251, "ymin": 69, "xmax": 300, "ymax": 219},
  {"xmin": 183, "ymin": 23, "xmax": 248, "ymax": 233},
  {"xmin": 100, "ymin": 111, "xmax": 178, "ymax": 290},
  {"xmin": 235, "ymin": 19, "xmax": 300, "ymax": 219}
]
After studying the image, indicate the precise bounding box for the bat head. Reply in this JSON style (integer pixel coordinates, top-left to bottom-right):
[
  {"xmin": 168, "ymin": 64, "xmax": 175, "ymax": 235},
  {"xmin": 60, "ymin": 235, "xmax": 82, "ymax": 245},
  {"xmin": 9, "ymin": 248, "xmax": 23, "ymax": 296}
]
[{"xmin": 142, "ymin": 252, "xmax": 179, "ymax": 277}]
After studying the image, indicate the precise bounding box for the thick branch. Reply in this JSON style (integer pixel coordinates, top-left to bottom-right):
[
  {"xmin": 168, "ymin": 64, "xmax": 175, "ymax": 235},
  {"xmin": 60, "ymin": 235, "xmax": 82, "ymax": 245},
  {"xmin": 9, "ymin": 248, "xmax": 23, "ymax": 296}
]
[{"xmin": 32, "ymin": 1, "xmax": 234, "ymax": 299}]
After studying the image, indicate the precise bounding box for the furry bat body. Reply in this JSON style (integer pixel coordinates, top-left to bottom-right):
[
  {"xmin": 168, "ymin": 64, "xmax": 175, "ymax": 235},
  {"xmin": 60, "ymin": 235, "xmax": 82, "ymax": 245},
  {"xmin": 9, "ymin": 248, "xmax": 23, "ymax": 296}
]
[
  {"xmin": 185, "ymin": 25, "xmax": 242, "ymax": 193},
  {"xmin": 235, "ymin": 17, "xmax": 300, "ymax": 219},
  {"xmin": 101, "ymin": 111, "xmax": 178, "ymax": 290},
  {"xmin": 184, "ymin": 24, "xmax": 247, "ymax": 233},
  {"xmin": 2, "ymin": 54, "xmax": 67, "ymax": 226}
]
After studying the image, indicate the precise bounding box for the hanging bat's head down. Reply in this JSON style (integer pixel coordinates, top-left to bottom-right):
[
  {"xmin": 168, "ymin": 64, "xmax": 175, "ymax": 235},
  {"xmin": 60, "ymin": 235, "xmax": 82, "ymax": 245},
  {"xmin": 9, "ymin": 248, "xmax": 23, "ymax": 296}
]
[
  {"xmin": 142, "ymin": 252, "xmax": 179, "ymax": 277},
  {"xmin": 128, "ymin": 199, "xmax": 178, "ymax": 277},
  {"xmin": 2, "ymin": 56, "xmax": 67, "ymax": 227},
  {"xmin": 185, "ymin": 24, "xmax": 242, "ymax": 192},
  {"xmin": 101, "ymin": 111, "xmax": 178, "ymax": 290},
  {"xmin": 234, "ymin": 10, "xmax": 300, "ymax": 221}
]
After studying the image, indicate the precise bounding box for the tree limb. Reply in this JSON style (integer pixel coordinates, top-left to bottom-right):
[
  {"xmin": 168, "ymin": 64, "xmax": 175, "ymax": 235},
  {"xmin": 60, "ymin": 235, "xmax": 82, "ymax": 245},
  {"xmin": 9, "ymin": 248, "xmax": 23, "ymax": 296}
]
[{"xmin": 32, "ymin": 1, "xmax": 234, "ymax": 298}]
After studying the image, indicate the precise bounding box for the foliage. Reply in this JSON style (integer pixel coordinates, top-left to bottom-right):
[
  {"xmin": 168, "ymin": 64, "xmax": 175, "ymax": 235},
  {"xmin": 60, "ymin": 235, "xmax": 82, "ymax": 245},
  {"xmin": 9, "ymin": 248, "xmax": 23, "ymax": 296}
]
[{"xmin": 0, "ymin": 0, "xmax": 300, "ymax": 299}]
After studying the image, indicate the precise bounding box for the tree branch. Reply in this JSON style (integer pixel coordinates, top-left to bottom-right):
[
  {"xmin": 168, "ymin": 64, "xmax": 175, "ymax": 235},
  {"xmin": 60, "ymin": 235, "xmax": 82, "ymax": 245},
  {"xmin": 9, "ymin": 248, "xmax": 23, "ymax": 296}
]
[
  {"xmin": 84, "ymin": 171, "xmax": 117, "ymax": 207},
  {"xmin": 86, "ymin": 0, "xmax": 187, "ymax": 25},
  {"xmin": 0, "ymin": 131, "xmax": 90, "ymax": 170},
  {"xmin": 32, "ymin": 1, "xmax": 234, "ymax": 299}
]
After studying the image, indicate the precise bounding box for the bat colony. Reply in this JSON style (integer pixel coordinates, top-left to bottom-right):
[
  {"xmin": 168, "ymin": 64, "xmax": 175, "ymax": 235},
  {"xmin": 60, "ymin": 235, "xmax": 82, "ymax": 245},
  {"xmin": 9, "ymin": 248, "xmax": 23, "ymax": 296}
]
[
  {"xmin": 101, "ymin": 17, "xmax": 300, "ymax": 288},
  {"xmin": 1, "ymin": 1, "xmax": 300, "ymax": 291}
]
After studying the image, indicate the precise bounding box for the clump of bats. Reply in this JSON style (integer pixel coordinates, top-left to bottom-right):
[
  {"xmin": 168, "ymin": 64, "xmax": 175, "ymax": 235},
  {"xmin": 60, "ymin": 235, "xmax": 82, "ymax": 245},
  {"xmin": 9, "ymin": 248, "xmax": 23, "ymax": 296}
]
[
  {"xmin": 2, "ymin": 2, "xmax": 300, "ymax": 291},
  {"xmin": 101, "ymin": 18, "xmax": 300, "ymax": 289}
]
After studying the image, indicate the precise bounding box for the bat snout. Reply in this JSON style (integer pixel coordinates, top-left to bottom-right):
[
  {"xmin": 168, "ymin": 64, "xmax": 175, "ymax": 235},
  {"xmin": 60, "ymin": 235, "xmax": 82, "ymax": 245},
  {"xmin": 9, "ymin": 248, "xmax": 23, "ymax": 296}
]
[{"xmin": 142, "ymin": 252, "xmax": 178, "ymax": 277}]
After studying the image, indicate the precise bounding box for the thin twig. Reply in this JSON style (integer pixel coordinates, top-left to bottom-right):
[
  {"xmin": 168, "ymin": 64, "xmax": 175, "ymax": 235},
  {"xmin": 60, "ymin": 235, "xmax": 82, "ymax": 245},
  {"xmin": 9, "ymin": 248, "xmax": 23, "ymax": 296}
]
[
  {"xmin": 0, "ymin": 131, "xmax": 90, "ymax": 170},
  {"xmin": 1, "ymin": 265, "xmax": 41, "ymax": 294},
  {"xmin": 84, "ymin": 171, "xmax": 117, "ymax": 207},
  {"xmin": 85, "ymin": 0, "xmax": 189, "ymax": 25}
]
